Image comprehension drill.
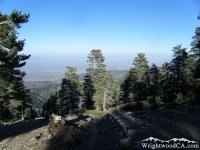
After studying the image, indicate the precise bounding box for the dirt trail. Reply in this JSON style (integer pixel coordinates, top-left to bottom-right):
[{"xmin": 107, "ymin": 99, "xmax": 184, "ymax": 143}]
[{"xmin": 0, "ymin": 103, "xmax": 200, "ymax": 150}]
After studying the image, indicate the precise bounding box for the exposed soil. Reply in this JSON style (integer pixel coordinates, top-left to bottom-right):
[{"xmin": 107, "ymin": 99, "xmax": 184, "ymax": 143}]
[{"xmin": 0, "ymin": 102, "xmax": 200, "ymax": 150}]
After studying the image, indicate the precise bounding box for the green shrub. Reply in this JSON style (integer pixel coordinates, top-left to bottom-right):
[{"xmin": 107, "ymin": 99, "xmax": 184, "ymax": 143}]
[
  {"xmin": 109, "ymin": 100, "xmax": 156, "ymax": 113},
  {"xmin": 83, "ymin": 110, "xmax": 107, "ymax": 116},
  {"xmin": 155, "ymin": 96, "xmax": 164, "ymax": 105},
  {"xmin": 175, "ymin": 92, "xmax": 183, "ymax": 103}
]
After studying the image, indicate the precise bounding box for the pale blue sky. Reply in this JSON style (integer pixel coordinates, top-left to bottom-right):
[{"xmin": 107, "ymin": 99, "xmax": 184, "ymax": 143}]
[{"xmin": 0, "ymin": 0, "xmax": 200, "ymax": 77}]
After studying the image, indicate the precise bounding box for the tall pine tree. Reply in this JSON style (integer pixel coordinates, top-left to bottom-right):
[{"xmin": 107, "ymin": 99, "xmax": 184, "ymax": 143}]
[
  {"xmin": 42, "ymin": 91, "xmax": 59, "ymax": 118},
  {"xmin": 133, "ymin": 52, "xmax": 149, "ymax": 81},
  {"xmin": 85, "ymin": 49, "xmax": 106, "ymax": 110},
  {"xmin": 132, "ymin": 53, "xmax": 149, "ymax": 101},
  {"xmin": 82, "ymin": 73, "xmax": 95, "ymax": 110},
  {"xmin": 189, "ymin": 13, "xmax": 200, "ymax": 102},
  {"xmin": 146, "ymin": 63, "xmax": 161, "ymax": 103},
  {"xmin": 0, "ymin": 10, "xmax": 31, "ymax": 121},
  {"xmin": 171, "ymin": 45, "xmax": 188, "ymax": 95},
  {"xmin": 59, "ymin": 67, "xmax": 80, "ymax": 115},
  {"xmin": 94, "ymin": 73, "xmax": 115, "ymax": 111}
]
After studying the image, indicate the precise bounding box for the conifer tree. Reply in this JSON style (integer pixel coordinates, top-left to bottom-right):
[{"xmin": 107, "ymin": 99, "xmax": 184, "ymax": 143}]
[
  {"xmin": 160, "ymin": 62, "xmax": 176, "ymax": 102},
  {"xmin": 94, "ymin": 73, "xmax": 115, "ymax": 111},
  {"xmin": 133, "ymin": 52, "xmax": 149, "ymax": 81},
  {"xmin": 82, "ymin": 74, "xmax": 95, "ymax": 110},
  {"xmin": 86, "ymin": 49, "xmax": 106, "ymax": 86},
  {"xmin": 189, "ymin": 13, "xmax": 200, "ymax": 102},
  {"xmin": 85, "ymin": 49, "xmax": 106, "ymax": 109},
  {"xmin": 120, "ymin": 68, "xmax": 138, "ymax": 103},
  {"xmin": 132, "ymin": 53, "xmax": 149, "ymax": 101},
  {"xmin": 42, "ymin": 91, "xmax": 59, "ymax": 118},
  {"xmin": 120, "ymin": 53, "xmax": 149, "ymax": 103},
  {"xmin": 160, "ymin": 45, "xmax": 188, "ymax": 103},
  {"xmin": 0, "ymin": 10, "xmax": 31, "ymax": 121},
  {"xmin": 171, "ymin": 45, "xmax": 188, "ymax": 94},
  {"xmin": 146, "ymin": 63, "xmax": 161, "ymax": 103},
  {"xmin": 59, "ymin": 67, "xmax": 80, "ymax": 114}
]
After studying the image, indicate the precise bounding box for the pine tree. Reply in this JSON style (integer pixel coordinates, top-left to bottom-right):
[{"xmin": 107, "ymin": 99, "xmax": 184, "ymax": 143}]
[
  {"xmin": 0, "ymin": 10, "xmax": 31, "ymax": 121},
  {"xmin": 82, "ymin": 73, "xmax": 95, "ymax": 110},
  {"xmin": 134, "ymin": 81, "xmax": 147, "ymax": 101},
  {"xmin": 189, "ymin": 13, "xmax": 200, "ymax": 102},
  {"xmin": 160, "ymin": 45, "xmax": 188, "ymax": 103},
  {"xmin": 183, "ymin": 55, "xmax": 197, "ymax": 99},
  {"xmin": 160, "ymin": 62, "xmax": 176, "ymax": 102},
  {"xmin": 132, "ymin": 53, "xmax": 149, "ymax": 101},
  {"xmin": 120, "ymin": 68, "xmax": 137, "ymax": 103},
  {"xmin": 170, "ymin": 45, "xmax": 188, "ymax": 95},
  {"xmin": 42, "ymin": 91, "xmax": 59, "ymax": 118},
  {"xmin": 85, "ymin": 49, "xmax": 106, "ymax": 109},
  {"xmin": 86, "ymin": 49, "xmax": 106, "ymax": 85},
  {"xmin": 94, "ymin": 73, "xmax": 115, "ymax": 111},
  {"xmin": 59, "ymin": 67, "xmax": 80, "ymax": 115},
  {"xmin": 133, "ymin": 52, "xmax": 149, "ymax": 81},
  {"xmin": 120, "ymin": 53, "xmax": 149, "ymax": 103},
  {"xmin": 111, "ymin": 79, "xmax": 123, "ymax": 108},
  {"xmin": 146, "ymin": 63, "xmax": 161, "ymax": 103}
]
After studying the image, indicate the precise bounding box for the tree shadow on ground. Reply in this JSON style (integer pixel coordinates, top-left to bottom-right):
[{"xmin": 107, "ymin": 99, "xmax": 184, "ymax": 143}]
[
  {"xmin": 46, "ymin": 113, "xmax": 127, "ymax": 150},
  {"xmin": 0, "ymin": 119, "xmax": 49, "ymax": 141},
  {"xmin": 46, "ymin": 105, "xmax": 200, "ymax": 150}
]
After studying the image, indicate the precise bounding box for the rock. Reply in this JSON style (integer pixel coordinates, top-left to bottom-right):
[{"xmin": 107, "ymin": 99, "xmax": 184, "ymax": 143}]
[
  {"xmin": 28, "ymin": 138, "xmax": 37, "ymax": 146},
  {"xmin": 49, "ymin": 113, "xmax": 65, "ymax": 135},
  {"xmin": 47, "ymin": 133, "xmax": 53, "ymax": 139},
  {"xmin": 55, "ymin": 116, "xmax": 62, "ymax": 121},
  {"xmin": 86, "ymin": 118, "xmax": 93, "ymax": 122}
]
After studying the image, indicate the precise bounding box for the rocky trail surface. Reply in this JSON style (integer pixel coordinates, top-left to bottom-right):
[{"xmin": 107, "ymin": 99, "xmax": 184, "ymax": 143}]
[{"xmin": 0, "ymin": 102, "xmax": 200, "ymax": 150}]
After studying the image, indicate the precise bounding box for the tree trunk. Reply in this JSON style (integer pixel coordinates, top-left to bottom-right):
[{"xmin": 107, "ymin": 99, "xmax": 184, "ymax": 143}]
[{"xmin": 103, "ymin": 88, "xmax": 107, "ymax": 112}]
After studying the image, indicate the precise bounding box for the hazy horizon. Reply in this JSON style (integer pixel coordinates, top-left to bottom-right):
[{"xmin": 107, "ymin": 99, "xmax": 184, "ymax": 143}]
[
  {"xmin": 22, "ymin": 52, "xmax": 173, "ymax": 78},
  {"xmin": 1, "ymin": 0, "xmax": 199, "ymax": 78}
]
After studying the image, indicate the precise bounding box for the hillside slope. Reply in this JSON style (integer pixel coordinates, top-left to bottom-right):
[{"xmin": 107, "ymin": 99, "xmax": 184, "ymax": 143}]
[
  {"xmin": 29, "ymin": 84, "xmax": 61, "ymax": 109},
  {"xmin": 24, "ymin": 70, "xmax": 128, "ymax": 110}
]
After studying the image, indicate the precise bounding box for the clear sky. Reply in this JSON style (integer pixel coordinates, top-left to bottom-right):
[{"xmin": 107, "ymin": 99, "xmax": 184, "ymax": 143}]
[{"xmin": 0, "ymin": 0, "xmax": 200, "ymax": 77}]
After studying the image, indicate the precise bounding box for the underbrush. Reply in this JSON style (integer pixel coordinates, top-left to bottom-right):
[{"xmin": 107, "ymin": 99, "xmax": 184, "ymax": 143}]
[
  {"xmin": 83, "ymin": 109, "xmax": 108, "ymax": 116},
  {"xmin": 109, "ymin": 101, "xmax": 157, "ymax": 113}
]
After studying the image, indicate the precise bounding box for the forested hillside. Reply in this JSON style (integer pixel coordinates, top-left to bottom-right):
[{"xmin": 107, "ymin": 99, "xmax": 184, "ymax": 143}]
[
  {"xmin": 24, "ymin": 70, "xmax": 128, "ymax": 115},
  {"xmin": 29, "ymin": 84, "xmax": 61, "ymax": 114}
]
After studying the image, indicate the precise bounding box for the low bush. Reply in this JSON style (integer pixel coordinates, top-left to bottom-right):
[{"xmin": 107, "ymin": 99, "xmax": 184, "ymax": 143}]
[
  {"xmin": 83, "ymin": 109, "xmax": 107, "ymax": 116},
  {"xmin": 109, "ymin": 100, "xmax": 156, "ymax": 113}
]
